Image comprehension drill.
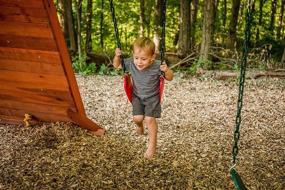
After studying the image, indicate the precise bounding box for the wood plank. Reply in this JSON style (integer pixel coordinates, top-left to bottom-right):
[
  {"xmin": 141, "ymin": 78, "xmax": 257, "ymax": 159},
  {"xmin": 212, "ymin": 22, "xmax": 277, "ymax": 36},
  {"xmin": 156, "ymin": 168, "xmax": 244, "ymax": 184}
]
[
  {"xmin": 0, "ymin": 84, "xmax": 74, "ymax": 106},
  {"xmin": 0, "ymin": 47, "xmax": 61, "ymax": 63},
  {"xmin": 0, "ymin": 59, "xmax": 64, "ymax": 75},
  {"xmin": 0, "ymin": 114, "xmax": 41, "ymax": 126},
  {"xmin": 0, "ymin": 109, "xmax": 71, "ymax": 123},
  {"xmin": 0, "ymin": 99, "xmax": 73, "ymax": 117},
  {"xmin": 0, "ymin": 21, "xmax": 52, "ymax": 38},
  {"xmin": 0, "ymin": 89, "xmax": 75, "ymax": 107},
  {"xmin": 68, "ymin": 109, "xmax": 104, "ymax": 135},
  {"xmin": 44, "ymin": 0, "xmax": 86, "ymax": 116},
  {"xmin": 0, "ymin": 6, "xmax": 48, "ymax": 23},
  {"xmin": 0, "ymin": 70, "xmax": 69, "ymax": 90},
  {"xmin": 0, "ymin": 0, "xmax": 45, "ymax": 8},
  {"xmin": 0, "ymin": 85, "xmax": 74, "ymax": 103},
  {"xmin": 0, "ymin": 81, "xmax": 68, "ymax": 92},
  {"xmin": 0, "ymin": 114, "xmax": 26, "ymax": 125},
  {"xmin": 0, "ymin": 34, "xmax": 57, "ymax": 51}
]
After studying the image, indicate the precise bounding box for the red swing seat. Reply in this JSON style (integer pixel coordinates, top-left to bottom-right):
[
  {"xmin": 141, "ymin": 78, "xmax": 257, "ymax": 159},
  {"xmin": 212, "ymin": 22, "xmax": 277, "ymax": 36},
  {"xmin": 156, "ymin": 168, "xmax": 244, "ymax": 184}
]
[
  {"xmin": 159, "ymin": 75, "xmax": 165, "ymax": 102},
  {"xmin": 123, "ymin": 73, "xmax": 133, "ymax": 102}
]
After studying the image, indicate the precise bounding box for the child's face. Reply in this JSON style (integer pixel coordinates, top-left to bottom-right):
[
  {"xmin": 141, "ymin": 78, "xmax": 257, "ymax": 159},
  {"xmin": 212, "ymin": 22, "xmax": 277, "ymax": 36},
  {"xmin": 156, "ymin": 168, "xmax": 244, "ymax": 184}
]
[{"xmin": 133, "ymin": 46, "xmax": 155, "ymax": 70}]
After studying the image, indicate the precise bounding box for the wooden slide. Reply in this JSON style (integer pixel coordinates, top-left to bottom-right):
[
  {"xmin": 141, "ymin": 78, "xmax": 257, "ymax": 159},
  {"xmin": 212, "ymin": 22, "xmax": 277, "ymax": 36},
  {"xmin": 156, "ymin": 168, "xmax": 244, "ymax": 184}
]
[{"xmin": 0, "ymin": 0, "xmax": 105, "ymax": 136}]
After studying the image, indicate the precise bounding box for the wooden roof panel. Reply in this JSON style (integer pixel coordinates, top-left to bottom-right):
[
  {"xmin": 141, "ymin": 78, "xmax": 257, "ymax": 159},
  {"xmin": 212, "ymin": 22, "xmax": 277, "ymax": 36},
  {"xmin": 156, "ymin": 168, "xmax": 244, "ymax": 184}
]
[
  {"xmin": 0, "ymin": 21, "xmax": 53, "ymax": 38},
  {"xmin": 0, "ymin": 6, "xmax": 48, "ymax": 24},
  {"xmin": 0, "ymin": 0, "xmax": 45, "ymax": 8},
  {"xmin": 0, "ymin": 34, "xmax": 57, "ymax": 51},
  {"xmin": 0, "ymin": 47, "xmax": 61, "ymax": 63},
  {"xmin": 0, "ymin": 59, "xmax": 64, "ymax": 75}
]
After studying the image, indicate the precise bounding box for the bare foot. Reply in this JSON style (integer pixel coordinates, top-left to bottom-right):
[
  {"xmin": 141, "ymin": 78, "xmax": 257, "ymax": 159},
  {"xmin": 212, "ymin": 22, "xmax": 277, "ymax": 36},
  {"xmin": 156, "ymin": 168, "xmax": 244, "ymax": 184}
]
[
  {"xmin": 136, "ymin": 126, "xmax": 144, "ymax": 135},
  {"xmin": 144, "ymin": 146, "xmax": 156, "ymax": 159}
]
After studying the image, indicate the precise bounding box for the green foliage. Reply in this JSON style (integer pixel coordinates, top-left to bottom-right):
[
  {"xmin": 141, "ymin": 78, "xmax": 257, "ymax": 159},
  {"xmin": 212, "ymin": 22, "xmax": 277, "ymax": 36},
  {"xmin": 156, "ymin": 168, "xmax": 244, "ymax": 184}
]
[
  {"xmin": 72, "ymin": 54, "xmax": 122, "ymax": 76},
  {"xmin": 216, "ymin": 62, "xmax": 231, "ymax": 70},
  {"xmin": 72, "ymin": 55, "xmax": 96, "ymax": 75},
  {"xmin": 56, "ymin": 0, "xmax": 284, "ymax": 74},
  {"xmin": 187, "ymin": 58, "xmax": 212, "ymax": 75},
  {"xmin": 257, "ymin": 36, "xmax": 284, "ymax": 59},
  {"xmin": 98, "ymin": 64, "xmax": 109, "ymax": 75},
  {"xmin": 233, "ymin": 63, "xmax": 240, "ymax": 71},
  {"xmin": 98, "ymin": 64, "xmax": 122, "ymax": 76},
  {"xmin": 198, "ymin": 58, "xmax": 213, "ymax": 69}
]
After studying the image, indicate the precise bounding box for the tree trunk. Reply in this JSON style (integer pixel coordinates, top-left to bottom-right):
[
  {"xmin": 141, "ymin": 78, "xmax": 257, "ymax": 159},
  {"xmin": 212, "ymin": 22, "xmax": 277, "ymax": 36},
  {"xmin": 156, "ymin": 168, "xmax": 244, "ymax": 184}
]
[
  {"xmin": 253, "ymin": 72, "xmax": 285, "ymax": 79},
  {"xmin": 85, "ymin": 0, "xmax": 93, "ymax": 53},
  {"xmin": 191, "ymin": 0, "xmax": 199, "ymax": 48},
  {"xmin": 75, "ymin": 0, "xmax": 82, "ymax": 57},
  {"xmin": 227, "ymin": 0, "xmax": 241, "ymax": 49},
  {"xmin": 177, "ymin": 0, "xmax": 191, "ymax": 57},
  {"xmin": 281, "ymin": 47, "xmax": 285, "ymax": 68},
  {"xmin": 222, "ymin": 0, "xmax": 227, "ymax": 28},
  {"xmin": 57, "ymin": 1, "xmax": 65, "ymax": 32},
  {"xmin": 221, "ymin": 0, "xmax": 227, "ymax": 44},
  {"xmin": 269, "ymin": 0, "xmax": 277, "ymax": 34},
  {"xmin": 153, "ymin": 0, "xmax": 162, "ymax": 54},
  {"xmin": 100, "ymin": 0, "xmax": 104, "ymax": 48},
  {"xmin": 213, "ymin": 0, "xmax": 220, "ymax": 39},
  {"xmin": 60, "ymin": 0, "xmax": 76, "ymax": 53},
  {"xmin": 256, "ymin": 0, "xmax": 265, "ymax": 43},
  {"xmin": 277, "ymin": 0, "xmax": 285, "ymax": 40},
  {"xmin": 140, "ymin": 0, "xmax": 146, "ymax": 37},
  {"xmin": 145, "ymin": 0, "xmax": 154, "ymax": 38},
  {"xmin": 200, "ymin": 0, "xmax": 215, "ymax": 60}
]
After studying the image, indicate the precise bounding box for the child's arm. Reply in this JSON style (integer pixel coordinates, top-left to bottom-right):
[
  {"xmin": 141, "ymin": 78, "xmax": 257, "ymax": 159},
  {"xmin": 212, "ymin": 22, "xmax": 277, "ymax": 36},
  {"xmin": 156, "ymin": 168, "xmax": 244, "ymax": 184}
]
[
  {"xmin": 113, "ymin": 48, "xmax": 122, "ymax": 69},
  {"xmin": 160, "ymin": 64, "xmax": 174, "ymax": 81}
]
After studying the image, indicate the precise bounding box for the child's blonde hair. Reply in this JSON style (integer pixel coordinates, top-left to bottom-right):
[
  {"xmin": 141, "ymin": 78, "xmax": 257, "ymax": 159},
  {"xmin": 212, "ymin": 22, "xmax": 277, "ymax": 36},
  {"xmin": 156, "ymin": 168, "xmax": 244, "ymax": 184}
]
[{"xmin": 133, "ymin": 37, "xmax": 155, "ymax": 55}]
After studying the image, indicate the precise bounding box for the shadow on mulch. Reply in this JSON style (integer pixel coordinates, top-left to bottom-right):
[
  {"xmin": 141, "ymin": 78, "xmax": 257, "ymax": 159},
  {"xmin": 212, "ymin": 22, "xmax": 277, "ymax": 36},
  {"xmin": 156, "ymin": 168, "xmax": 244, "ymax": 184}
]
[{"xmin": 0, "ymin": 123, "xmax": 192, "ymax": 190}]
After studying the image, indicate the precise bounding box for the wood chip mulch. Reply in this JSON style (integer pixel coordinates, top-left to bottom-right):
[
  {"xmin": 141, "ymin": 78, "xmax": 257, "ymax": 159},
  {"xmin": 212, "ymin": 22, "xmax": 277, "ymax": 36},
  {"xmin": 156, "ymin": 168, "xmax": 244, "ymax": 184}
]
[{"xmin": 0, "ymin": 72, "xmax": 284, "ymax": 190}]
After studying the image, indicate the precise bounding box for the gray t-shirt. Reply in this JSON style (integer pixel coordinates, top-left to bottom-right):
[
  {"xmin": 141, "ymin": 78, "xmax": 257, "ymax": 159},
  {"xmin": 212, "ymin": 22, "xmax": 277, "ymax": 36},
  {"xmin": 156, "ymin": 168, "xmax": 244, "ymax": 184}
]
[{"xmin": 124, "ymin": 57, "xmax": 161, "ymax": 99}]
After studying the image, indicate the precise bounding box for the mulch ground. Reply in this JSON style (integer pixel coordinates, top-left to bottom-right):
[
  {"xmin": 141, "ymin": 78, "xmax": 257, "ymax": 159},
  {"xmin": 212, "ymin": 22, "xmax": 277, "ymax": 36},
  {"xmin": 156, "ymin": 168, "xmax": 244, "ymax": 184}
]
[{"xmin": 0, "ymin": 72, "xmax": 284, "ymax": 190}]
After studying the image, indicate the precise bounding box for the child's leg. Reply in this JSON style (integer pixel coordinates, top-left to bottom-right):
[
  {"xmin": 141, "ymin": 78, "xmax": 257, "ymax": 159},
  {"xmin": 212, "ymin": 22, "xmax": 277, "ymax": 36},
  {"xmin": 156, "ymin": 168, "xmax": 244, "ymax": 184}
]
[
  {"xmin": 133, "ymin": 115, "xmax": 144, "ymax": 135},
  {"xmin": 144, "ymin": 116, "xmax": 158, "ymax": 159}
]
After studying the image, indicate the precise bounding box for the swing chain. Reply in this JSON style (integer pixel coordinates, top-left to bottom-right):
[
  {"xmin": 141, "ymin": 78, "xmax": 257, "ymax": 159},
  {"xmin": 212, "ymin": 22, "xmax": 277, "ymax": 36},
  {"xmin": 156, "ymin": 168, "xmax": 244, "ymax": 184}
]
[
  {"xmin": 232, "ymin": 0, "xmax": 253, "ymax": 166},
  {"xmin": 109, "ymin": 0, "xmax": 126, "ymax": 73}
]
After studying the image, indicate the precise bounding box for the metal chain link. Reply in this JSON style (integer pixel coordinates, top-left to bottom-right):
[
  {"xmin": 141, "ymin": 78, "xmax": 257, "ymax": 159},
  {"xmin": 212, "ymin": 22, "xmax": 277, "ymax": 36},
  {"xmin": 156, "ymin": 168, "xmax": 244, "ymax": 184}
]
[
  {"xmin": 232, "ymin": 0, "xmax": 253, "ymax": 165},
  {"xmin": 109, "ymin": 0, "xmax": 126, "ymax": 73}
]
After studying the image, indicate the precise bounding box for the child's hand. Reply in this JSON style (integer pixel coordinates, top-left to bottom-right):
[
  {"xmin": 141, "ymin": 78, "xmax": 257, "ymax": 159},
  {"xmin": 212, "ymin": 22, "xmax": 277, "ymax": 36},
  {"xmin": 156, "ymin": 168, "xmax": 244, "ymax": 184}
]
[
  {"xmin": 160, "ymin": 63, "xmax": 169, "ymax": 73},
  {"xmin": 115, "ymin": 48, "xmax": 122, "ymax": 57},
  {"xmin": 160, "ymin": 62, "xmax": 174, "ymax": 81}
]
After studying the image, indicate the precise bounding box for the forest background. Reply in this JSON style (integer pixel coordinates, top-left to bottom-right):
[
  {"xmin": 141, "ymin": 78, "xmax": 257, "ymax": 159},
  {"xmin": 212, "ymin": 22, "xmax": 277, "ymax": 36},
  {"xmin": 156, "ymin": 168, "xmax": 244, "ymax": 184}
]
[{"xmin": 55, "ymin": 0, "xmax": 285, "ymax": 76}]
